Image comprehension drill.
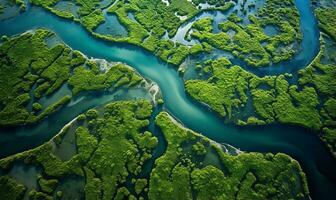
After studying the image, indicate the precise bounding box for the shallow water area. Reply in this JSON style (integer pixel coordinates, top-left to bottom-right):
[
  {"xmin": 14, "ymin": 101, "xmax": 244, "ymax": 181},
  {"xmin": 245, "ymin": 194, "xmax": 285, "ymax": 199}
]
[
  {"xmin": 53, "ymin": 176, "xmax": 85, "ymax": 200},
  {"xmin": 8, "ymin": 163, "xmax": 40, "ymax": 200},
  {"xmin": 0, "ymin": 0, "xmax": 21, "ymax": 21},
  {"xmin": 94, "ymin": 12, "xmax": 128, "ymax": 38},
  {"xmin": 263, "ymin": 24, "xmax": 279, "ymax": 37},
  {"xmin": 53, "ymin": 0, "xmax": 79, "ymax": 18},
  {"xmin": 38, "ymin": 84, "xmax": 72, "ymax": 108}
]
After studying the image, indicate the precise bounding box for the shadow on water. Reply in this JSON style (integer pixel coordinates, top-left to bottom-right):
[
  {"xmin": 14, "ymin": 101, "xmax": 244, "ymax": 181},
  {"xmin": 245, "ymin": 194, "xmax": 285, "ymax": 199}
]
[{"xmin": 0, "ymin": 1, "xmax": 335, "ymax": 199}]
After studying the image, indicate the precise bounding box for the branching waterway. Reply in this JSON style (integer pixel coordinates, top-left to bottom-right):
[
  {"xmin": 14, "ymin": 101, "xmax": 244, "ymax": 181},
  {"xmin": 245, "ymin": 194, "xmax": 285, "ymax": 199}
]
[{"xmin": 0, "ymin": 0, "xmax": 335, "ymax": 199}]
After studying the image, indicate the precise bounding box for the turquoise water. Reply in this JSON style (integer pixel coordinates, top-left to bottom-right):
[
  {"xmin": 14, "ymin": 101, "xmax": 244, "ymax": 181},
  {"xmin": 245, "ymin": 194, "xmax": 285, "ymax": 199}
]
[{"xmin": 0, "ymin": 1, "xmax": 335, "ymax": 199}]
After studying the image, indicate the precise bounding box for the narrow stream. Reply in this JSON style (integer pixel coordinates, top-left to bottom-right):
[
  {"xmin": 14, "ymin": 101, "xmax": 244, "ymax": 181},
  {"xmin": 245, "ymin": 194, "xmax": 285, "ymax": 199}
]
[{"xmin": 0, "ymin": 1, "xmax": 335, "ymax": 199}]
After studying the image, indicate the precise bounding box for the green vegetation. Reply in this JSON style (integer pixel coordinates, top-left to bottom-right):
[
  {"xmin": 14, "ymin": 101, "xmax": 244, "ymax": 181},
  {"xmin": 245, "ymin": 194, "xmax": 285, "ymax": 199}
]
[
  {"xmin": 304, "ymin": 7, "xmax": 336, "ymax": 155},
  {"xmin": 0, "ymin": 29, "xmax": 73, "ymax": 126},
  {"xmin": 81, "ymin": 9, "xmax": 105, "ymax": 31},
  {"xmin": 192, "ymin": 142, "xmax": 207, "ymax": 155},
  {"xmin": 186, "ymin": 58, "xmax": 251, "ymax": 118},
  {"xmin": 148, "ymin": 112, "xmax": 308, "ymax": 199},
  {"xmin": 191, "ymin": 0, "xmax": 301, "ymax": 67},
  {"xmin": 23, "ymin": 0, "xmax": 302, "ymax": 68},
  {"xmin": 68, "ymin": 62, "xmax": 142, "ymax": 95},
  {"xmin": 38, "ymin": 178, "xmax": 58, "ymax": 194},
  {"xmin": 134, "ymin": 179, "xmax": 147, "ymax": 195},
  {"xmin": 0, "ymin": 100, "xmax": 309, "ymax": 199},
  {"xmin": 25, "ymin": 0, "xmax": 232, "ymax": 66},
  {"xmin": 30, "ymin": 0, "xmax": 112, "ymax": 24},
  {"xmin": 185, "ymin": 52, "xmax": 336, "ymax": 151},
  {"xmin": 0, "ymin": 29, "xmax": 143, "ymax": 126},
  {"xmin": 0, "ymin": 100, "xmax": 157, "ymax": 199},
  {"xmin": 1, "ymin": 2, "xmax": 335, "ymax": 199},
  {"xmin": 186, "ymin": 58, "xmax": 322, "ymax": 129},
  {"xmin": 316, "ymin": 8, "xmax": 336, "ymax": 41},
  {"xmin": 0, "ymin": 176, "xmax": 26, "ymax": 200},
  {"xmin": 298, "ymin": 45, "xmax": 336, "ymax": 155}
]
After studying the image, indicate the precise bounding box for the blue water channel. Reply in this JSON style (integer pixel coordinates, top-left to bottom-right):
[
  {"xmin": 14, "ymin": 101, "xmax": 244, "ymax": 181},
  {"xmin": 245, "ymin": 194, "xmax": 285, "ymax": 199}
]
[{"xmin": 0, "ymin": 0, "xmax": 335, "ymax": 199}]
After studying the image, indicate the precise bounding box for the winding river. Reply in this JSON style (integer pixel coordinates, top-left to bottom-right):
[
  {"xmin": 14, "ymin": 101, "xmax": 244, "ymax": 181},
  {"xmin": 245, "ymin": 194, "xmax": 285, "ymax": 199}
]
[{"xmin": 0, "ymin": 0, "xmax": 335, "ymax": 199}]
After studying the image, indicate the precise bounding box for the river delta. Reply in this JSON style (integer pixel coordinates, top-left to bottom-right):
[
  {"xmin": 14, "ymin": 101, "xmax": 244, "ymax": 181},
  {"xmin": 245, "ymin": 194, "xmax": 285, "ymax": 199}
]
[{"xmin": 0, "ymin": 0, "xmax": 335, "ymax": 200}]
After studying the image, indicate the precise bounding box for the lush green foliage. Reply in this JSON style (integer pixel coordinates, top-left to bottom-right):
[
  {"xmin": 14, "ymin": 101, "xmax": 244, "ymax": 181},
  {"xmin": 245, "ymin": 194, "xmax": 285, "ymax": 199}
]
[
  {"xmin": 191, "ymin": 0, "xmax": 301, "ymax": 67},
  {"xmin": 0, "ymin": 100, "xmax": 157, "ymax": 199},
  {"xmin": 0, "ymin": 176, "xmax": 26, "ymax": 200},
  {"xmin": 298, "ymin": 47, "xmax": 336, "ymax": 155},
  {"xmin": 68, "ymin": 62, "xmax": 142, "ymax": 95},
  {"xmin": 30, "ymin": 0, "xmax": 112, "ymax": 26},
  {"xmin": 0, "ymin": 29, "xmax": 73, "ymax": 126},
  {"xmin": 148, "ymin": 112, "xmax": 308, "ymax": 199},
  {"xmin": 25, "ymin": 0, "xmax": 303, "ymax": 68},
  {"xmin": 186, "ymin": 24, "xmax": 336, "ymax": 155},
  {"xmin": 186, "ymin": 58, "xmax": 322, "ymax": 130},
  {"xmin": 0, "ymin": 100, "xmax": 309, "ymax": 199},
  {"xmin": 0, "ymin": 30, "xmax": 143, "ymax": 126},
  {"xmin": 316, "ymin": 8, "xmax": 336, "ymax": 41},
  {"xmin": 26, "ymin": 0, "xmax": 235, "ymax": 66},
  {"xmin": 81, "ymin": 9, "xmax": 105, "ymax": 31}
]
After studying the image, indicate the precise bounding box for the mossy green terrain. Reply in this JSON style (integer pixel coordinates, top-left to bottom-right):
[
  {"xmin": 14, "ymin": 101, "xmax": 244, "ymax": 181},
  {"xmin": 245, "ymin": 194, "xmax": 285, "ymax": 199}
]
[
  {"xmin": 149, "ymin": 112, "xmax": 308, "ymax": 200},
  {"xmin": 315, "ymin": 8, "xmax": 336, "ymax": 41},
  {"xmin": 186, "ymin": 57, "xmax": 322, "ymax": 129},
  {"xmin": 0, "ymin": 100, "xmax": 158, "ymax": 200},
  {"xmin": 0, "ymin": 100, "xmax": 309, "ymax": 200},
  {"xmin": 191, "ymin": 0, "xmax": 301, "ymax": 67},
  {"xmin": 186, "ymin": 50, "xmax": 336, "ymax": 154},
  {"xmin": 22, "ymin": 0, "xmax": 302, "ymax": 67},
  {"xmin": 0, "ymin": 29, "xmax": 143, "ymax": 126},
  {"xmin": 185, "ymin": 7, "xmax": 336, "ymax": 156}
]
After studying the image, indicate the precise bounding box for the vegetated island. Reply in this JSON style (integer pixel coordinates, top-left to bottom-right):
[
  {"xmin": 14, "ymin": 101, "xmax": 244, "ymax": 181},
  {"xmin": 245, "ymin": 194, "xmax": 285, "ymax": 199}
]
[
  {"xmin": 3, "ymin": 0, "xmax": 302, "ymax": 67},
  {"xmin": 0, "ymin": 100, "xmax": 309, "ymax": 200},
  {"xmin": 0, "ymin": 29, "xmax": 144, "ymax": 126},
  {"xmin": 185, "ymin": 5, "xmax": 336, "ymax": 157}
]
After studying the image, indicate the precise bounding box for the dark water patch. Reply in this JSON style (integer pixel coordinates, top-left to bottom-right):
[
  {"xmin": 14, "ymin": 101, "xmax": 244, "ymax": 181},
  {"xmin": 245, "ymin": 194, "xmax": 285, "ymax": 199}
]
[
  {"xmin": 38, "ymin": 83, "xmax": 72, "ymax": 108},
  {"xmin": 0, "ymin": 0, "xmax": 21, "ymax": 21},
  {"xmin": 7, "ymin": 162, "xmax": 41, "ymax": 200},
  {"xmin": 94, "ymin": 13, "xmax": 128, "ymax": 38},
  {"xmin": 233, "ymin": 0, "xmax": 266, "ymax": 25},
  {"xmin": 45, "ymin": 34, "xmax": 62, "ymax": 48},
  {"xmin": 230, "ymin": 89, "xmax": 256, "ymax": 121},
  {"xmin": 52, "ymin": 121, "xmax": 77, "ymax": 161},
  {"xmin": 54, "ymin": 175, "xmax": 85, "ymax": 200},
  {"xmin": 263, "ymin": 24, "xmax": 279, "ymax": 37},
  {"xmin": 53, "ymin": 1, "xmax": 79, "ymax": 18},
  {"xmin": 320, "ymin": 35, "xmax": 336, "ymax": 65},
  {"xmin": 201, "ymin": 146, "xmax": 223, "ymax": 170},
  {"xmin": 26, "ymin": 82, "xmax": 38, "ymax": 112}
]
